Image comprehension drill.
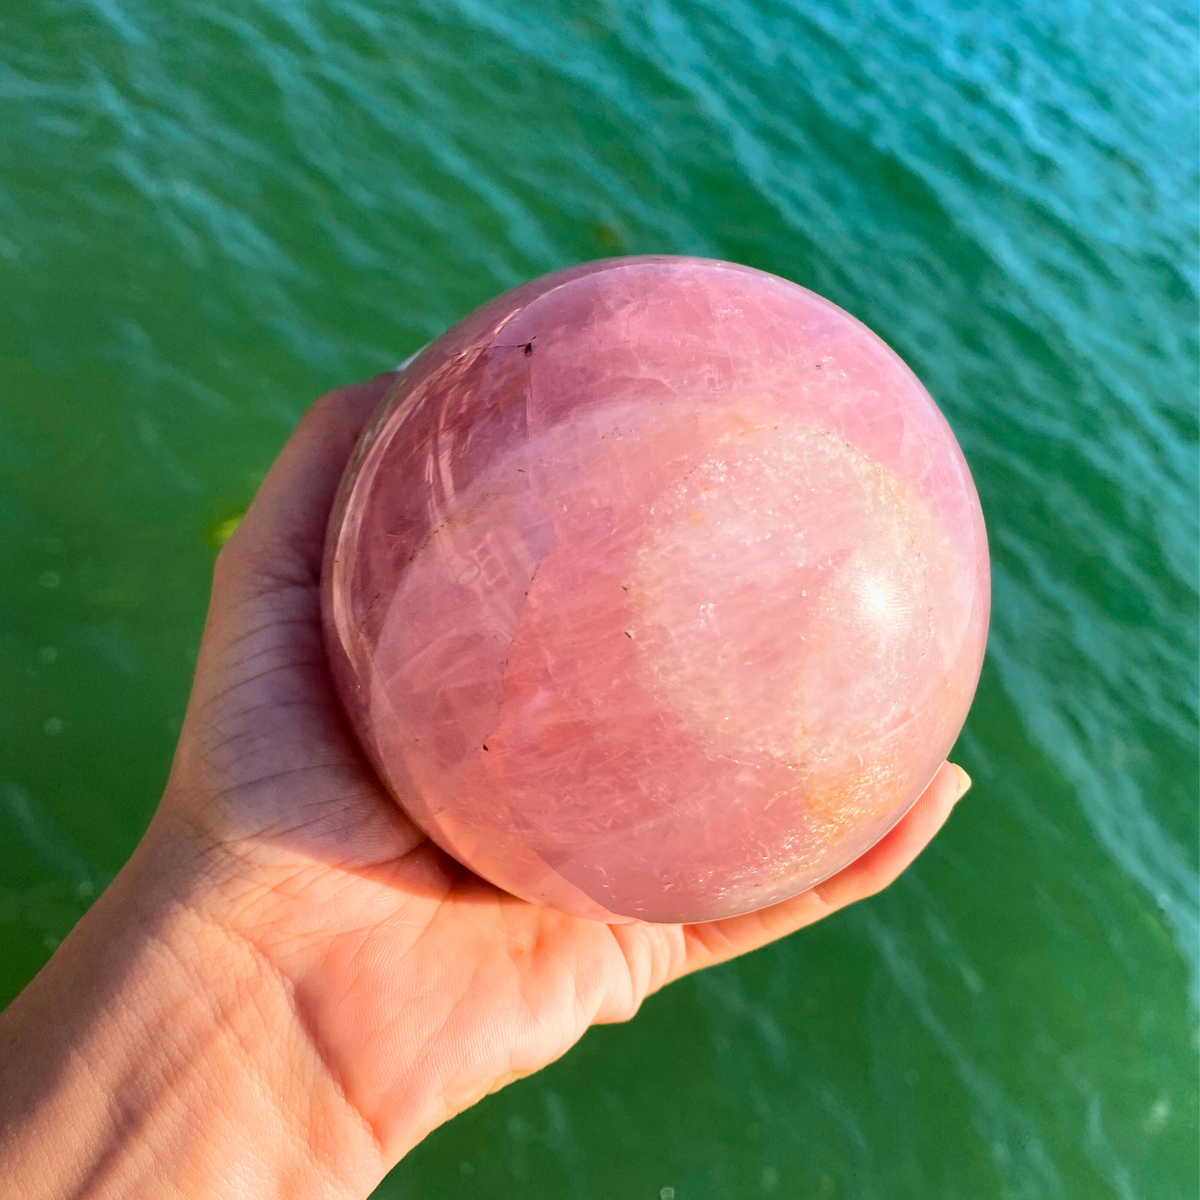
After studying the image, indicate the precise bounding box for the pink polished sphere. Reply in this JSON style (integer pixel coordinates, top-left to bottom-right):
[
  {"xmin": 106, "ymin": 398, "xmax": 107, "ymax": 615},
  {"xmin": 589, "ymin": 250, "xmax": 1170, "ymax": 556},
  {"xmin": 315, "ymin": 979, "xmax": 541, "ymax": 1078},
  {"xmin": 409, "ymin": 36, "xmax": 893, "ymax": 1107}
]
[{"xmin": 322, "ymin": 257, "xmax": 989, "ymax": 924}]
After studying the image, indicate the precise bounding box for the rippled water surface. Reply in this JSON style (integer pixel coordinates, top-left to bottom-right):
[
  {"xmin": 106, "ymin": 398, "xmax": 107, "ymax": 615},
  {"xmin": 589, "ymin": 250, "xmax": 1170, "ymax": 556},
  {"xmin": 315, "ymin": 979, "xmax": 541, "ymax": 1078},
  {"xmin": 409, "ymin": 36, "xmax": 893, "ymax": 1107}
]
[{"xmin": 1, "ymin": 1, "xmax": 1196, "ymax": 1196}]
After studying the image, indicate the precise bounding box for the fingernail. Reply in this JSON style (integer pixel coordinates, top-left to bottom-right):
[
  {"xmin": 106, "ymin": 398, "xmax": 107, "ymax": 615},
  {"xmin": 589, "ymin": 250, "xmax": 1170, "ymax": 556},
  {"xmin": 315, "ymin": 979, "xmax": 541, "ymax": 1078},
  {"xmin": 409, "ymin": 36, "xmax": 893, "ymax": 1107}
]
[{"xmin": 951, "ymin": 763, "xmax": 972, "ymax": 800}]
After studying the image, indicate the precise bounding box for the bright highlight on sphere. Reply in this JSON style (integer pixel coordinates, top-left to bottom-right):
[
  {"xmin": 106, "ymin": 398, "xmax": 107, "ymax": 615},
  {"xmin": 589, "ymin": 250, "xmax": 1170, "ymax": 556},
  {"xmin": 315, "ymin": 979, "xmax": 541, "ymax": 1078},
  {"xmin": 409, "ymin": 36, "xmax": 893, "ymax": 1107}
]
[{"xmin": 322, "ymin": 257, "xmax": 990, "ymax": 924}]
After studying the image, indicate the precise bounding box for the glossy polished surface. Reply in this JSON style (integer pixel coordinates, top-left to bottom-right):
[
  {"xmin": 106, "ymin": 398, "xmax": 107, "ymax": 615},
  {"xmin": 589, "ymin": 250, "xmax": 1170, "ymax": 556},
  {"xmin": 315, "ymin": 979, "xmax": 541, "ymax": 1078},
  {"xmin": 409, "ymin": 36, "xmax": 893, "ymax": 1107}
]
[{"xmin": 323, "ymin": 258, "xmax": 989, "ymax": 922}]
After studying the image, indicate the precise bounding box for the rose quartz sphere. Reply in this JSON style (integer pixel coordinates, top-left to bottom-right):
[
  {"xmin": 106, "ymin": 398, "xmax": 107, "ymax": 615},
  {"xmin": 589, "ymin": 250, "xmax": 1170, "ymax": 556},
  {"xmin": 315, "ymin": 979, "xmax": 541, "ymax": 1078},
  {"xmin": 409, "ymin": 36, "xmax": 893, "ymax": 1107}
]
[{"xmin": 322, "ymin": 257, "xmax": 989, "ymax": 924}]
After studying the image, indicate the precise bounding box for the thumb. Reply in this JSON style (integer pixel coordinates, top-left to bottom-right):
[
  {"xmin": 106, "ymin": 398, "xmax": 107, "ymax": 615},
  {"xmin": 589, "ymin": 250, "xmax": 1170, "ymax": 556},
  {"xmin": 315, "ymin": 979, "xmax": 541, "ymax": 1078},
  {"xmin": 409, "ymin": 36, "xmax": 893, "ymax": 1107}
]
[
  {"xmin": 164, "ymin": 372, "xmax": 404, "ymax": 838},
  {"xmin": 216, "ymin": 372, "xmax": 397, "ymax": 600}
]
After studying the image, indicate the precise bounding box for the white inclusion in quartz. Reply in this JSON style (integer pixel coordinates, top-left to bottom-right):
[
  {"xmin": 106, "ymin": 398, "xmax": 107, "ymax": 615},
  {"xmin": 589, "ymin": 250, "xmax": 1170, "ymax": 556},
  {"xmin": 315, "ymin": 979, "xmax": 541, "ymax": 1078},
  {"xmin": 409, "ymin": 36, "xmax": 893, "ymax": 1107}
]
[{"xmin": 629, "ymin": 421, "xmax": 937, "ymax": 766}]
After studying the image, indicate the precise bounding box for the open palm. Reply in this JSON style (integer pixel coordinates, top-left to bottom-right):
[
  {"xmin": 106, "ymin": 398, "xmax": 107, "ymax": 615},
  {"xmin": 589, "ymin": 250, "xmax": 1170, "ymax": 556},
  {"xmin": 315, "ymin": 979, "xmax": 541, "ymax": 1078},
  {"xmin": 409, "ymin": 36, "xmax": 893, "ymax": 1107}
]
[{"xmin": 155, "ymin": 373, "xmax": 969, "ymax": 1171}]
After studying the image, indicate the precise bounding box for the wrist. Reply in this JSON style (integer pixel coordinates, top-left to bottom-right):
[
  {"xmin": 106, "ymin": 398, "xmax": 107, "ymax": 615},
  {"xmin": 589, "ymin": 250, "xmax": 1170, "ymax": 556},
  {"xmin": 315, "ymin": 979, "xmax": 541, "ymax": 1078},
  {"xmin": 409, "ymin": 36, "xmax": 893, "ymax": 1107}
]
[{"xmin": 0, "ymin": 829, "xmax": 385, "ymax": 1200}]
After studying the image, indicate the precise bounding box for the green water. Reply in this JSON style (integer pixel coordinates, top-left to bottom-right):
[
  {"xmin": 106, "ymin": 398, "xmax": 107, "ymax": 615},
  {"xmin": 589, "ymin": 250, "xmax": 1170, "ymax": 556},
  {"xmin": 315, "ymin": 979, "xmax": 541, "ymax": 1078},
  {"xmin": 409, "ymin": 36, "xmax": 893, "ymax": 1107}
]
[{"xmin": 1, "ymin": 1, "xmax": 1196, "ymax": 1196}]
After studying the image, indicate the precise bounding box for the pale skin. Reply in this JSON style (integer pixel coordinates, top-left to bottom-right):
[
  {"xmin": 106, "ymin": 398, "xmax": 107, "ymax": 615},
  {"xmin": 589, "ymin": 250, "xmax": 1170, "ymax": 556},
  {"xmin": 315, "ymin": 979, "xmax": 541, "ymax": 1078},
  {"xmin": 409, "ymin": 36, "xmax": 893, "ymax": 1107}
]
[{"xmin": 0, "ymin": 373, "xmax": 972, "ymax": 1199}]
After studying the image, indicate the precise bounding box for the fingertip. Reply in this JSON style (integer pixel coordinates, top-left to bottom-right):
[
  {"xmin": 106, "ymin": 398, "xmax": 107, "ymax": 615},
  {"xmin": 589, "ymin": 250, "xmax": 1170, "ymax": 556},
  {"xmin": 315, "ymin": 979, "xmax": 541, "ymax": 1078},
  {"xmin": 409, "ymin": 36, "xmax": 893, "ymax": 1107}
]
[
  {"xmin": 669, "ymin": 761, "xmax": 971, "ymax": 976},
  {"xmin": 950, "ymin": 763, "xmax": 972, "ymax": 801},
  {"xmin": 213, "ymin": 372, "xmax": 401, "ymax": 597},
  {"xmin": 916, "ymin": 761, "xmax": 965, "ymax": 825},
  {"xmin": 311, "ymin": 371, "xmax": 398, "ymax": 420}
]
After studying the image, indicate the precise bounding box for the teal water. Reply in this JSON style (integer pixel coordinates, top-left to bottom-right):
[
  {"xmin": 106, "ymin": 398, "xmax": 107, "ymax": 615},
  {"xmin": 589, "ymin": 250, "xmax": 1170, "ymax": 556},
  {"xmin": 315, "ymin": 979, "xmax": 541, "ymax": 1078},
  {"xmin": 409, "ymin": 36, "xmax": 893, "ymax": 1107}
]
[{"xmin": 1, "ymin": 1, "xmax": 1196, "ymax": 1196}]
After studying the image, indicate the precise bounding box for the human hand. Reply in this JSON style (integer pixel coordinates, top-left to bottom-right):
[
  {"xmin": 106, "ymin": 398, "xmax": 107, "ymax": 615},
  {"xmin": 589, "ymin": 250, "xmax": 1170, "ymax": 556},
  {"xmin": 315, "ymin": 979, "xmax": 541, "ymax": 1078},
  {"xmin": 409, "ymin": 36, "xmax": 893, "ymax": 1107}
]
[{"xmin": 0, "ymin": 373, "xmax": 971, "ymax": 1199}]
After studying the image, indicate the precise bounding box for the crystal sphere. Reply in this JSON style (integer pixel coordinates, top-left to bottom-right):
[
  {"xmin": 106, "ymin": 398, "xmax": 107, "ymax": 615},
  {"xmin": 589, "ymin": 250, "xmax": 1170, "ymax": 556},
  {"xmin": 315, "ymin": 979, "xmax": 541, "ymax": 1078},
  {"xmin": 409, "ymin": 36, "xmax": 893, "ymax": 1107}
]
[{"xmin": 322, "ymin": 257, "xmax": 990, "ymax": 924}]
